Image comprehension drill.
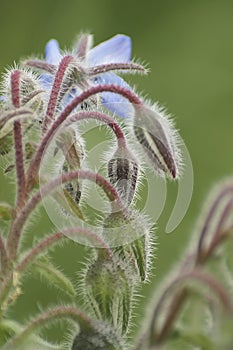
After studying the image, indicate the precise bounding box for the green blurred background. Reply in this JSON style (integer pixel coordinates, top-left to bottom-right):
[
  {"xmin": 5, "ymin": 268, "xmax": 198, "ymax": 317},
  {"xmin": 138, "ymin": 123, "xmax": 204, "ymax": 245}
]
[{"xmin": 1, "ymin": 0, "xmax": 233, "ymax": 343}]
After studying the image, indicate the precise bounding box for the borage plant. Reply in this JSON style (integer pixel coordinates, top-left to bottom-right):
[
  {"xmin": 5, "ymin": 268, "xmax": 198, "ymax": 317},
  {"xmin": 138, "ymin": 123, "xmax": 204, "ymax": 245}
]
[{"xmin": 0, "ymin": 33, "xmax": 232, "ymax": 350}]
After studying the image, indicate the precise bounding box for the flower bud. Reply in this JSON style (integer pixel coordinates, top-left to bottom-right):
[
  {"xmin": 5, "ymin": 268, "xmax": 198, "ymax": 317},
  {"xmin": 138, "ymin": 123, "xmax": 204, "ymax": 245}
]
[
  {"xmin": 84, "ymin": 253, "xmax": 133, "ymax": 335},
  {"xmin": 102, "ymin": 210, "xmax": 152, "ymax": 282},
  {"xmin": 72, "ymin": 322, "xmax": 124, "ymax": 350},
  {"xmin": 108, "ymin": 145, "xmax": 138, "ymax": 205},
  {"xmin": 133, "ymin": 105, "xmax": 180, "ymax": 179}
]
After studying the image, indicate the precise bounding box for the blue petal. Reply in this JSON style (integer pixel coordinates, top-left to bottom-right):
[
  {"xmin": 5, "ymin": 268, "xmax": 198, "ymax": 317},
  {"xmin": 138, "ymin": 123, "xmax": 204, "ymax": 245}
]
[
  {"xmin": 87, "ymin": 34, "xmax": 132, "ymax": 66},
  {"xmin": 45, "ymin": 39, "xmax": 61, "ymax": 65},
  {"xmin": 39, "ymin": 73, "xmax": 53, "ymax": 90},
  {"xmin": 94, "ymin": 72, "xmax": 134, "ymax": 119},
  {"xmin": 0, "ymin": 95, "xmax": 6, "ymax": 102}
]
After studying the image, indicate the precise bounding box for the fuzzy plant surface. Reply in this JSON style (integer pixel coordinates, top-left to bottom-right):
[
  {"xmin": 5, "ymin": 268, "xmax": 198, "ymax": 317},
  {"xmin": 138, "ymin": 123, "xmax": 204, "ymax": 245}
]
[{"xmin": 0, "ymin": 33, "xmax": 232, "ymax": 350}]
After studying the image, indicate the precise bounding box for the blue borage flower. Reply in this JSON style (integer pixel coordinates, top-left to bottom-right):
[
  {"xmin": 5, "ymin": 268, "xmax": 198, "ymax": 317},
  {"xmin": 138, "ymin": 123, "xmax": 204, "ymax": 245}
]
[{"xmin": 40, "ymin": 34, "xmax": 145, "ymax": 118}]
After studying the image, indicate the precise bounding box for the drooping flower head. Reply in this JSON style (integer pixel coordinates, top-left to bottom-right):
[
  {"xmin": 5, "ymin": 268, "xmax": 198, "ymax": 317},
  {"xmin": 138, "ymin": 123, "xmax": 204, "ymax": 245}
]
[{"xmin": 39, "ymin": 34, "xmax": 146, "ymax": 119}]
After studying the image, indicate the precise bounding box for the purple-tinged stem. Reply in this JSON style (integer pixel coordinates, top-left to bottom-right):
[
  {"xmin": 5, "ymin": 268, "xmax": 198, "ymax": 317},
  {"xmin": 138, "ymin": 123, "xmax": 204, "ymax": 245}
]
[
  {"xmin": 89, "ymin": 62, "xmax": 146, "ymax": 75},
  {"xmin": 7, "ymin": 170, "xmax": 124, "ymax": 260},
  {"xmin": 203, "ymin": 227, "xmax": 233, "ymax": 264},
  {"xmin": 23, "ymin": 59, "xmax": 56, "ymax": 74},
  {"xmin": 13, "ymin": 122, "xmax": 25, "ymax": 209},
  {"xmin": 16, "ymin": 228, "xmax": 112, "ymax": 273},
  {"xmin": 11, "ymin": 70, "xmax": 21, "ymax": 108},
  {"xmin": 43, "ymin": 55, "xmax": 74, "ymax": 132},
  {"xmin": 11, "ymin": 70, "xmax": 26, "ymax": 210},
  {"xmin": 196, "ymin": 183, "xmax": 233, "ymax": 264},
  {"xmin": 21, "ymin": 89, "xmax": 44, "ymax": 105},
  {"xmin": 16, "ymin": 232, "xmax": 65, "ymax": 273},
  {"xmin": 196, "ymin": 199, "xmax": 233, "ymax": 264},
  {"xmin": 215, "ymin": 197, "xmax": 233, "ymax": 234},
  {"xmin": 67, "ymin": 110, "xmax": 127, "ymax": 148},
  {"xmin": 26, "ymin": 84, "xmax": 142, "ymax": 191},
  {"xmin": 149, "ymin": 269, "xmax": 233, "ymax": 345},
  {"xmin": 3, "ymin": 306, "xmax": 93, "ymax": 350},
  {"xmin": 0, "ymin": 234, "xmax": 8, "ymax": 274},
  {"xmin": 0, "ymin": 109, "xmax": 32, "ymax": 129}
]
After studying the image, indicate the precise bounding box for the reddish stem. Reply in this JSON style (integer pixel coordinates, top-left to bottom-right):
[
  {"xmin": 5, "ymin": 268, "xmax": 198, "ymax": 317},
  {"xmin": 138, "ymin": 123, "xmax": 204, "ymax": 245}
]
[
  {"xmin": 66, "ymin": 110, "xmax": 127, "ymax": 148},
  {"xmin": 76, "ymin": 34, "xmax": 91, "ymax": 59},
  {"xmin": 89, "ymin": 62, "xmax": 146, "ymax": 75},
  {"xmin": 7, "ymin": 170, "xmax": 124, "ymax": 260},
  {"xmin": 16, "ymin": 228, "xmax": 112, "ymax": 273},
  {"xmin": 196, "ymin": 184, "xmax": 233, "ymax": 263},
  {"xmin": 4, "ymin": 306, "xmax": 93, "ymax": 349},
  {"xmin": 150, "ymin": 269, "xmax": 233, "ymax": 345},
  {"xmin": 43, "ymin": 55, "xmax": 74, "ymax": 132},
  {"xmin": 24, "ymin": 59, "xmax": 56, "ymax": 74},
  {"xmin": 10, "ymin": 70, "xmax": 26, "ymax": 209},
  {"xmin": 0, "ymin": 234, "xmax": 8, "ymax": 274},
  {"xmin": 0, "ymin": 109, "xmax": 32, "ymax": 128},
  {"xmin": 26, "ymin": 84, "xmax": 142, "ymax": 191}
]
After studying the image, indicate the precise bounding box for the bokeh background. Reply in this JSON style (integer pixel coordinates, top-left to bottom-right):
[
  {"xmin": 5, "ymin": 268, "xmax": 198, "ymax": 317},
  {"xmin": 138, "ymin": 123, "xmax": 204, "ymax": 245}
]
[{"xmin": 1, "ymin": 0, "xmax": 233, "ymax": 344}]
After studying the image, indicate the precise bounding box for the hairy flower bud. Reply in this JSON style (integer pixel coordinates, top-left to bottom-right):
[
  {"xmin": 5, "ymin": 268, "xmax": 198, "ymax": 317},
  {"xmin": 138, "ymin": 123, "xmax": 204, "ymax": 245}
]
[
  {"xmin": 72, "ymin": 322, "xmax": 124, "ymax": 350},
  {"xmin": 108, "ymin": 145, "xmax": 138, "ymax": 205},
  {"xmin": 103, "ymin": 210, "xmax": 153, "ymax": 282},
  {"xmin": 133, "ymin": 105, "xmax": 180, "ymax": 179},
  {"xmin": 84, "ymin": 252, "xmax": 133, "ymax": 335}
]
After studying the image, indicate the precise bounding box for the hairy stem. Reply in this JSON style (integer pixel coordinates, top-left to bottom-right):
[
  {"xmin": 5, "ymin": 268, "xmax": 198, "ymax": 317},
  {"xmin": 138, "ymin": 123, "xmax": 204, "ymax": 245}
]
[
  {"xmin": 89, "ymin": 62, "xmax": 147, "ymax": 75},
  {"xmin": 16, "ymin": 227, "xmax": 112, "ymax": 273},
  {"xmin": 7, "ymin": 170, "xmax": 124, "ymax": 260},
  {"xmin": 23, "ymin": 59, "xmax": 56, "ymax": 74},
  {"xmin": 11, "ymin": 70, "xmax": 26, "ymax": 209},
  {"xmin": 26, "ymin": 84, "xmax": 142, "ymax": 191},
  {"xmin": 0, "ymin": 234, "xmax": 8, "ymax": 274},
  {"xmin": 43, "ymin": 55, "xmax": 74, "ymax": 132},
  {"xmin": 13, "ymin": 121, "xmax": 26, "ymax": 209},
  {"xmin": 0, "ymin": 109, "xmax": 32, "ymax": 130},
  {"xmin": 3, "ymin": 306, "xmax": 93, "ymax": 350},
  {"xmin": 66, "ymin": 110, "xmax": 127, "ymax": 147},
  {"xmin": 196, "ymin": 183, "xmax": 233, "ymax": 263},
  {"xmin": 149, "ymin": 269, "xmax": 233, "ymax": 345}
]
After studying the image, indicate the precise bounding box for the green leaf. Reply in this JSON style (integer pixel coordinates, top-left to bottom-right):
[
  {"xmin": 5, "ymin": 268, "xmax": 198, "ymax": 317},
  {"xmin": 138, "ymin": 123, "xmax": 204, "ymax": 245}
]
[
  {"xmin": 0, "ymin": 202, "xmax": 13, "ymax": 220},
  {"xmin": 31, "ymin": 260, "xmax": 76, "ymax": 298},
  {"xmin": 84, "ymin": 255, "xmax": 133, "ymax": 335},
  {"xmin": 103, "ymin": 210, "xmax": 151, "ymax": 282}
]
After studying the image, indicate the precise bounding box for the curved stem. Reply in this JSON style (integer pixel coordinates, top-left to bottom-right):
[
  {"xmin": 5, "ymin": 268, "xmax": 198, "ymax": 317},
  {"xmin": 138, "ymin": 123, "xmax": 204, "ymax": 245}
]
[
  {"xmin": 16, "ymin": 232, "xmax": 65, "ymax": 273},
  {"xmin": 7, "ymin": 170, "xmax": 124, "ymax": 260},
  {"xmin": 26, "ymin": 84, "xmax": 142, "ymax": 191},
  {"xmin": 66, "ymin": 110, "xmax": 127, "ymax": 148},
  {"xmin": 16, "ymin": 227, "xmax": 112, "ymax": 273},
  {"xmin": 203, "ymin": 227, "xmax": 233, "ymax": 263},
  {"xmin": 196, "ymin": 184, "xmax": 233, "ymax": 263},
  {"xmin": 0, "ymin": 109, "xmax": 32, "ymax": 130},
  {"xmin": 2, "ymin": 306, "xmax": 93, "ymax": 350},
  {"xmin": 23, "ymin": 59, "xmax": 56, "ymax": 74},
  {"xmin": 149, "ymin": 269, "xmax": 233, "ymax": 345}
]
